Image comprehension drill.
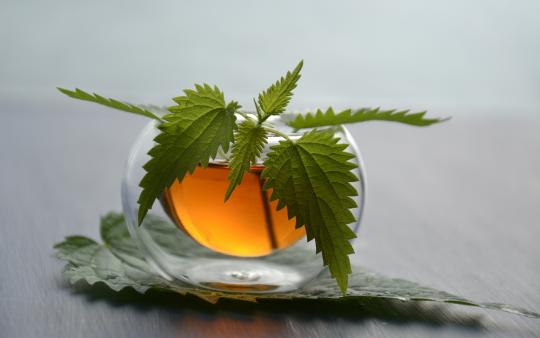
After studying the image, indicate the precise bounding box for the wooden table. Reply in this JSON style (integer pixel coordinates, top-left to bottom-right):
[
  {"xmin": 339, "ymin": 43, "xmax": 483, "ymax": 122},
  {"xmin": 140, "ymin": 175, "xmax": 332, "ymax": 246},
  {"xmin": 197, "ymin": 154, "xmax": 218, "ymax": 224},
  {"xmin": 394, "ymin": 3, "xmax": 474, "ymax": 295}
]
[{"xmin": 1, "ymin": 106, "xmax": 539, "ymax": 337}]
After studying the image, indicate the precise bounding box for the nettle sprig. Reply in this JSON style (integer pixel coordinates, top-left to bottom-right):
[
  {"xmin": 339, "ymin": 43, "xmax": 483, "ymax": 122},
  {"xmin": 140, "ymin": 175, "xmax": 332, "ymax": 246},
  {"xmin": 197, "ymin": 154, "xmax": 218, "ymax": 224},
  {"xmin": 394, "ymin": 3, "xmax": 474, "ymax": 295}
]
[{"xmin": 58, "ymin": 61, "xmax": 447, "ymax": 292}]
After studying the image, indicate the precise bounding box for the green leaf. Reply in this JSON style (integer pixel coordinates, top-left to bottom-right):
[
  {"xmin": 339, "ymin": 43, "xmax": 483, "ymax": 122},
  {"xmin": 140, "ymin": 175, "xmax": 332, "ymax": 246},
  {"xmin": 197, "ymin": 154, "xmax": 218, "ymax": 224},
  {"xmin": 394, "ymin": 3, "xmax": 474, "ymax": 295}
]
[
  {"xmin": 287, "ymin": 107, "xmax": 449, "ymax": 130},
  {"xmin": 54, "ymin": 236, "xmax": 99, "ymax": 266},
  {"xmin": 57, "ymin": 88, "xmax": 162, "ymax": 121},
  {"xmin": 261, "ymin": 129, "xmax": 359, "ymax": 293},
  {"xmin": 257, "ymin": 60, "xmax": 303, "ymax": 117},
  {"xmin": 54, "ymin": 212, "xmax": 540, "ymax": 317},
  {"xmin": 225, "ymin": 119, "xmax": 268, "ymax": 201},
  {"xmin": 137, "ymin": 84, "xmax": 238, "ymax": 224}
]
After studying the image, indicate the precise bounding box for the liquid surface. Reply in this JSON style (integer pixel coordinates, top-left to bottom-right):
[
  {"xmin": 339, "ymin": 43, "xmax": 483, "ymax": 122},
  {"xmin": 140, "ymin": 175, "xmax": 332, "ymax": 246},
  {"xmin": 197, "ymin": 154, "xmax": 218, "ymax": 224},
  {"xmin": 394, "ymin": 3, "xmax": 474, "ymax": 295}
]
[{"xmin": 162, "ymin": 164, "xmax": 306, "ymax": 257}]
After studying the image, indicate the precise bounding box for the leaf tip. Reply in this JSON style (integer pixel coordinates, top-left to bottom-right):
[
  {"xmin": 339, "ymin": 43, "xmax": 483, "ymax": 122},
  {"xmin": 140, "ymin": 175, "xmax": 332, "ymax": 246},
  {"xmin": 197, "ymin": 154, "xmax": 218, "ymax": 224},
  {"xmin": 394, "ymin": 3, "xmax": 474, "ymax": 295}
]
[
  {"xmin": 57, "ymin": 87, "xmax": 72, "ymax": 96},
  {"xmin": 338, "ymin": 277, "xmax": 349, "ymax": 295},
  {"xmin": 137, "ymin": 207, "xmax": 148, "ymax": 226},
  {"xmin": 224, "ymin": 185, "xmax": 235, "ymax": 202}
]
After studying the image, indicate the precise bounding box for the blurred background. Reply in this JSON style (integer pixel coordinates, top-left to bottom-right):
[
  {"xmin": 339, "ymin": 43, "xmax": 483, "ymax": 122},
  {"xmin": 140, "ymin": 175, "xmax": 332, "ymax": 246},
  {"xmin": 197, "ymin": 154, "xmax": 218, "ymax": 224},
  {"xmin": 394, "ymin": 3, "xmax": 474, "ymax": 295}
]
[{"xmin": 1, "ymin": 0, "xmax": 539, "ymax": 116}]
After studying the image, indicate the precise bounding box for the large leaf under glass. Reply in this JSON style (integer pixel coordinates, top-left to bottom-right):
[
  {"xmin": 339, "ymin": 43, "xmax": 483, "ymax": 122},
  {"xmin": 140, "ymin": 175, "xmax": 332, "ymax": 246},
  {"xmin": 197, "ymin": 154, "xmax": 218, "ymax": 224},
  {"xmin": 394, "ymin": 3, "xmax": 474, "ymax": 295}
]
[{"xmin": 54, "ymin": 212, "xmax": 539, "ymax": 318}]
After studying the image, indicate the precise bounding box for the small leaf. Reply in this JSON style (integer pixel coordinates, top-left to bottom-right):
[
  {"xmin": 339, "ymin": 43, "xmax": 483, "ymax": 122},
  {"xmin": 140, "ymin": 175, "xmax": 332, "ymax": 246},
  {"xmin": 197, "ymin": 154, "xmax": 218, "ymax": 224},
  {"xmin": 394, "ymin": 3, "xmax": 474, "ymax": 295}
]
[
  {"xmin": 54, "ymin": 212, "xmax": 540, "ymax": 318},
  {"xmin": 258, "ymin": 60, "xmax": 303, "ymax": 117},
  {"xmin": 261, "ymin": 129, "xmax": 359, "ymax": 293},
  {"xmin": 287, "ymin": 107, "xmax": 449, "ymax": 130},
  {"xmin": 137, "ymin": 84, "xmax": 238, "ymax": 224},
  {"xmin": 225, "ymin": 119, "xmax": 268, "ymax": 200},
  {"xmin": 57, "ymin": 88, "xmax": 162, "ymax": 121}
]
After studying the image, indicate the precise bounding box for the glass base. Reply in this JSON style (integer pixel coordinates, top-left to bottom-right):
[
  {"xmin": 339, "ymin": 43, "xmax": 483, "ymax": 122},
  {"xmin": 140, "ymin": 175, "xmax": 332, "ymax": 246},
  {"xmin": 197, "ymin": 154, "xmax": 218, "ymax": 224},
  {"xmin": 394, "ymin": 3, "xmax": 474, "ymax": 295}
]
[{"xmin": 181, "ymin": 259, "xmax": 304, "ymax": 293}]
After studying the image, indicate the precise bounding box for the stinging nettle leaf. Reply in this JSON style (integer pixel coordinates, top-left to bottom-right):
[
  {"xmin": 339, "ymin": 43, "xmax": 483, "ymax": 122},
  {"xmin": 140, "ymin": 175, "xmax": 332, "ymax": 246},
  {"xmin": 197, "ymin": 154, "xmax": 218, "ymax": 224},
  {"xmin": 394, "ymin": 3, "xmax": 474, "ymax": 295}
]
[
  {"xmin": 261, "ymin": 129, "xmax": 359, "ymax": 293},
  {"xmin": 225, "ymin": 118, "xmax": 268, "ymax": 201},
  {"xmin": 57, "ymin": 88, "xmax": 162, "ymax": 121},
  {"xmin": 137, "ymin": 84, "xmax": 239, "ymax": 224},
  {"xmin": 54, "ymin": 212, "xmax": 540, "ymax": 318},
  {"xmin": 258, "ymin": 60, "xmax": 303, "ymax": 117},
  {"xmin": 287, "ymin": 107, "xmax": 449, "ymax": 130}
]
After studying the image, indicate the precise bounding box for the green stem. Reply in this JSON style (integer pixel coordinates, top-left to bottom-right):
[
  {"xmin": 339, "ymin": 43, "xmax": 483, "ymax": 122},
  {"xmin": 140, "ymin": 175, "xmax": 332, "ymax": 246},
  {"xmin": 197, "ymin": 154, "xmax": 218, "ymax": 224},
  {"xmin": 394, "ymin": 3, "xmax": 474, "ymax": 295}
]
[
  {"xmin": 237, "ymin": 111, "xmax": 256, "ymax": 121},
  {"xmin": 264, "ymin": 127, "xmax": 292, "ymax": 141}
]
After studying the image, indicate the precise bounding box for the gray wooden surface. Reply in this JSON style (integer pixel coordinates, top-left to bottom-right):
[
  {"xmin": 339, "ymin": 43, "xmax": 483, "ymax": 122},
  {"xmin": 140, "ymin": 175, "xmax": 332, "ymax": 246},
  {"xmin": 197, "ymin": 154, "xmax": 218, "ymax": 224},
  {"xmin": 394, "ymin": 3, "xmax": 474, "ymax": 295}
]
[{"xmin": 1, "ymin": 106, "xmax": 539, "ymax": 337}]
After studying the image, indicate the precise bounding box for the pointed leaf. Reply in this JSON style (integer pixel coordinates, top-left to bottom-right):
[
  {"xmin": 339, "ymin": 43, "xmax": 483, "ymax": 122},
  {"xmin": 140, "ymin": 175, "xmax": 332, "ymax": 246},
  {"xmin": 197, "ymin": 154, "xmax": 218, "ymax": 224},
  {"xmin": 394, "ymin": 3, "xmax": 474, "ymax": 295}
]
[
  {"xmin": 54, "ymin": 212, "xmax": 540, "ymax": 318},
  {"xmin": 57, "ymin": 88, "xmax": 162, "ymax": 121},
  {"xmin": 288, "ymin": 107, "xmax": 448, "ymax": 129},
  {"xmin": 261, "ymin": 129, "xmax": 359, "ymax": 293},
  {"xmin": 137, "ymin": 84, "xmax": 238, "ymax": 223},
  {"xmin": 225, "ymin": 119, "xmax": 268, "ymax": 200},
  {"xmin": 258, "ymin": 61, "xmax": 303, "ymax": 117}
]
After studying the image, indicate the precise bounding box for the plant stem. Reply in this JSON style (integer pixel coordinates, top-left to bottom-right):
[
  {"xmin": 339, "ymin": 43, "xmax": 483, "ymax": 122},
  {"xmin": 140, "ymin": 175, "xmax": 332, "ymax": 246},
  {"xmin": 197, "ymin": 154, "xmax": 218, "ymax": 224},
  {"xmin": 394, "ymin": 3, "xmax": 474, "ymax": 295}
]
[
  {"xmin": 237, "ymin": 111, "xmax": 256, "ymax": 121},
  {"xmin": 264, "ymin": 127, "xmax": 291, "ymax": 141}
]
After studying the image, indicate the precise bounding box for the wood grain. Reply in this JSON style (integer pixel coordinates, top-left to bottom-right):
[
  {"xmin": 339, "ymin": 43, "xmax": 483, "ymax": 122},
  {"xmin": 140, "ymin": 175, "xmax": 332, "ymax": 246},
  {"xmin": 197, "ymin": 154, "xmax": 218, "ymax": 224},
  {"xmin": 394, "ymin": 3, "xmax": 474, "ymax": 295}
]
[{"xmin": 1, "ymin": 107, "xmax": 539, "ymax": 337}]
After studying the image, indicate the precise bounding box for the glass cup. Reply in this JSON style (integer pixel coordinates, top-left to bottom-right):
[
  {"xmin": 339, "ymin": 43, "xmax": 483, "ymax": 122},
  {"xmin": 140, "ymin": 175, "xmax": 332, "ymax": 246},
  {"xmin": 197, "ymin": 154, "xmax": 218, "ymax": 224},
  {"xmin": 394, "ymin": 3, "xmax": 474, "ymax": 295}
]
[{"xmin": 122, "ymin": 115, "xmax": 366, "ymax": 293}]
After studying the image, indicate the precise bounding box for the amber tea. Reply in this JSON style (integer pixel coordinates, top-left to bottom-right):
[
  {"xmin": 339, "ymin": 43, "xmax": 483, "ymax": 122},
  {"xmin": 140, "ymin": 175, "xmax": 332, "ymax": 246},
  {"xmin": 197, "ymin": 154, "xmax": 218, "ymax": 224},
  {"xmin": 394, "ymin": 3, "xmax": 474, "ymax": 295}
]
[{"xmin": 161, "ymin": 164, "xmax": 306, "ymax": 257}]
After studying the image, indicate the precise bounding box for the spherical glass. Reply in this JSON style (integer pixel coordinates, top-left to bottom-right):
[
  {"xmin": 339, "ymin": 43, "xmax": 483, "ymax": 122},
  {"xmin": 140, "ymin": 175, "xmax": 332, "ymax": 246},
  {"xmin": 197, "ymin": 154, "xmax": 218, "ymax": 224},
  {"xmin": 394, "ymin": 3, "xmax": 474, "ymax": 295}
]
[{"xmin": 122, "ymin": 115, "xmax": 366, "ymax": 293}]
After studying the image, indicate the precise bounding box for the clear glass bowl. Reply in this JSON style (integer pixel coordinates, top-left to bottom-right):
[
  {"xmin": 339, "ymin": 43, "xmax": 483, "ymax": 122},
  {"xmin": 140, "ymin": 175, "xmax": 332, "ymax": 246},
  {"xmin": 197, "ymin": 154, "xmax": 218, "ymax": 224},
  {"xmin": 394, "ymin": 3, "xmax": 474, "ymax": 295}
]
[{"xmin": 122, "ymin": 115, "xmax": 366, "ymax": 293}]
